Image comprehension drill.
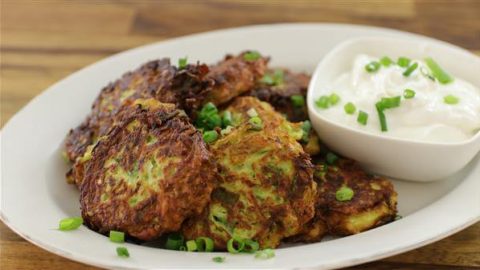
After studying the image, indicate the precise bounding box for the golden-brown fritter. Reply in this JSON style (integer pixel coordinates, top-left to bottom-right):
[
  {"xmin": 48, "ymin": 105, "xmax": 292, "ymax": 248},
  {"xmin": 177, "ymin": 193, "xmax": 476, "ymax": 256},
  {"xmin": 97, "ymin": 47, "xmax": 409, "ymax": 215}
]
[
  {"xmin": 65, "ymin": 52, "xmax": 268, "ymax": 165},
  {"xmin": 205, "ymin": 51, "xmax": 268, "ymax": 106},
  {"xmin": 65, "ymin": 59, "xmax": 212, "ymax": 164},
  {"xmin": 293, "ymin": 158, "xmax": 397, "ymax": 242},
  {"xmin": 247, "ymin": 68, "xmax": 310, "ymax": 122},
  {"xmin": 77, "ymin": 99, "xmax": 217, "ymax": 241},
  {"xmin": 182, "ymin": 97, "xmax": 316, "ymax": 249}
]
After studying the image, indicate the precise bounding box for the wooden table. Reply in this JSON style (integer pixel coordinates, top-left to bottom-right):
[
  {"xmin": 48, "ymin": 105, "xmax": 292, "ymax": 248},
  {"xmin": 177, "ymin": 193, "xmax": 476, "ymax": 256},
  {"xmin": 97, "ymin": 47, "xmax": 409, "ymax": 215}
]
[{"xmin": 1, "ymin": 1, "xmax": 479, "ymax": 269}]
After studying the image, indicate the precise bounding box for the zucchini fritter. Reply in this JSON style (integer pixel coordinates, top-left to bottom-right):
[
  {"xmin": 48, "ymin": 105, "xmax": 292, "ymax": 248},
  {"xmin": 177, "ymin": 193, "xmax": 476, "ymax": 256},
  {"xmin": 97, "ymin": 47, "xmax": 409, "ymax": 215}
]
[
  {"xmin": 66, "ymin": 52, "xmax": 268, "ymax": 165},
  {"xmin": 294, "ymin": 158, "xmax": 397, "ymax": 242},
  {"xmin": 248, "ymin": 69, "xmax": 310, "ymax": 122},
  {"xmin": 65, "ymin": 59, "xmax": 212, "ymax": 164},
  {"xmin": 182, "ymin": 97, "xmax": 316, "ymax": 249},
  {"xmin": 205, "ymin": 51, "xmax": 268, "ymax": 106},
  {"xmin": 77, "ymin": 99, "xmax": 217, "ymax": 241}
]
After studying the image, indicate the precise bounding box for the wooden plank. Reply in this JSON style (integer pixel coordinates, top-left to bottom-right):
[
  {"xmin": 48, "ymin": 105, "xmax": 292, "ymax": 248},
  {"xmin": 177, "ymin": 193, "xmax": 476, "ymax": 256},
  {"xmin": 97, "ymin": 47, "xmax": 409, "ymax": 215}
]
[{"xmin": 1, "ymin": 0, "xmax": 135, "ymax": 35}]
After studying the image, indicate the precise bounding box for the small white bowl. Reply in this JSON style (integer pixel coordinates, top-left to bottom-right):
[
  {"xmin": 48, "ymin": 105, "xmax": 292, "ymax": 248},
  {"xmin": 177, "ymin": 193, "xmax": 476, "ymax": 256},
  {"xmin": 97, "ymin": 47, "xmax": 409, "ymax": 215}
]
[{"xmin": 307, "ymin": 37, "xmax": 480, "ymax": 181}]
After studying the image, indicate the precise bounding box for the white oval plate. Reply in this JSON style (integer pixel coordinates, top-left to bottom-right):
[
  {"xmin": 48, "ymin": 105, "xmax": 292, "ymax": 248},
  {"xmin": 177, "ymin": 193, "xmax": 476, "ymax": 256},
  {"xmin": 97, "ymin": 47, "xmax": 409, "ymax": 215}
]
[{"xmin": 1, "ymin": 23, "xmax": 479, "ymax": 270}]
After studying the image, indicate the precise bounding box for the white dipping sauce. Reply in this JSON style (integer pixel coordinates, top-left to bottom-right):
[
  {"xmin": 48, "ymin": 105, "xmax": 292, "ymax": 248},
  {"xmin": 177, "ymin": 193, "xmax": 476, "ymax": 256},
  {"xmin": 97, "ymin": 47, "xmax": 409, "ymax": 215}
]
[{"xmin": 316, "ymin": 54, "xmax": 480, "ymax": 143}]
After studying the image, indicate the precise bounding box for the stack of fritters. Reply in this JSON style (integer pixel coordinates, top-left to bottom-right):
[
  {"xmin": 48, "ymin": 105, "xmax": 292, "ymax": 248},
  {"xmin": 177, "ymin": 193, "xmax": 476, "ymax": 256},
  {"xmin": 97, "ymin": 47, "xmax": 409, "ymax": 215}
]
[
  {"xmin": 182, "ymin": 97, "xmax": 317, "ymax": 249},
  {"xmin": 64, "ymin": 51, "xmax": 398, "ymax": 247}
]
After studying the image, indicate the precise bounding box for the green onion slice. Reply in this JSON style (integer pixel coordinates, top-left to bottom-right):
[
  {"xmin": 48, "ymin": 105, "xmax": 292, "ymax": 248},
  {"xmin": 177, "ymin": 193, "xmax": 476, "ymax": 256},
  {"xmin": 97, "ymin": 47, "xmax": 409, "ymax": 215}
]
[
  {"xmin": 397, "ymin": 57, "xmax": 411, "ymax": 68},
  {"xmin": 301, "ymin": 120, "xmax": 311, "ymax": 143},
  {"xmin": 376, "ymin": 102, "xmax": 388, "ymax": 132},
  {"xmin": 165, "ymin": 233, "xmax": 184, "ymax": 250},
  {"xmin": 109, "ymin": 230, "xmax": 125, "ymax": 243},
  {"xmin": 178, "ymin": 57, "xmax": 188, "ymax": 69},
  {"xmin": 203, "ymin": 130, "xmax": 218, "ymax": 144},
  {"xmin": 357, "ymin": 111, "xmax": 368, "ymax": 126},
  {"xmin": 248, "ymin": 116, "xmax": 263, "ymax": 131},
  {"xmin": 336, "ymin": 186, "xmax": 354, "ymax": 201},
  {"xmin": 380, "ymin": 56, "xmax": 393, "ymax": 67},
  {"xmin": 243, "ymin": 239, "xmax": 260, "ymax": 253},
  {"xmin": 365, "ymin": 61, "xmax": 381, "ymax": 73},
  {"xmin": 243, "ymin": 51, "xmax": 261, "ymax": 61},
  {"xmin": 424, "ymin": 57, "xmax": 453, "ymax": 84},
  {"xmin": 260, "ymin": 74, "xmax": 275, "ymax": 85},
  {"xmin": 255, "ymin": 249, "xmax": 275, "ymax": 260},
  {"xmin": 186, "ymin": 240, "xmax": 197, "ymax": 252},
  {"xmin": 378, "ymin": 96, "xmax": 401, "ymax": 109},
  {"xmin": 291, "ymin": 95, "xmax": 305, "ymax": 108},
  {"xmin": 195, "ymin": 237, "xmax": 214, "ymax": 252},
  {"xmin": 212, "ymin": 256, "xmax": 225, "ymax": 263},
  {"xmin": 59, "ymin": 217, "xmax": 83, "ymax": 231},
  {"xmin": 328, "ymin": 93, "xmax": 341, "ymax": 105},
  {"xmin": 444, "ymin": 95, "xmax": 459, "ymax": 105},
  {"xmin": 247, "ymin": 108, "xmax": 258, "ymax": 117},
  {"xmin": 344, "ymin": 102, "xmax": 356, "ymax": 115},
  {"xmin": 273, "ymin": 69, "xmax": 284, "ymax": 85},
  {"xmin": 325, "ymin": 152, "xmax": 338, "ymax": 165},
  {"xmin": 116, "ymin": 246, "xmax": 130, "ymax": 258},
  {"xmin": 403, "ymin": 89, "xmax": 416, "ymax": 99},
  {"xmin": 315, "ymin": 96, "xmax": 330, "ymax": 109},
  {"xmin": 227, "ymin": 238, "xmax": 245, "ymax": 254},
  {"xmin": 222, "ymin": 111, "xmax": 232, "ymax": 127},
  {"xmin": 403, "ymin": 62, "xmax": 418, "ymax": 77}
]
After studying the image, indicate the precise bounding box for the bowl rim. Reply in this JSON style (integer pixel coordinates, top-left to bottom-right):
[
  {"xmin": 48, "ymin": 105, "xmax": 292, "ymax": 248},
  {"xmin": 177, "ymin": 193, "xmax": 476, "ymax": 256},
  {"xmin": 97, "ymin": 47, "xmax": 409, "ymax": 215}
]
[{"xmin": 307, "ymin": 36, "xmax": 480, "ymax": 147}]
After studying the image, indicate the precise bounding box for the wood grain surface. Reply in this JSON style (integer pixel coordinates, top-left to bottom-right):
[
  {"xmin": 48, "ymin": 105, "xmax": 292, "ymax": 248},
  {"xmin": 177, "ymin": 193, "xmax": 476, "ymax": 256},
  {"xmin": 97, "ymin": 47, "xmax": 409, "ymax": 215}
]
[{"xmin": 1, "ymin": 1, "xmax": 479, "ymax": 269}]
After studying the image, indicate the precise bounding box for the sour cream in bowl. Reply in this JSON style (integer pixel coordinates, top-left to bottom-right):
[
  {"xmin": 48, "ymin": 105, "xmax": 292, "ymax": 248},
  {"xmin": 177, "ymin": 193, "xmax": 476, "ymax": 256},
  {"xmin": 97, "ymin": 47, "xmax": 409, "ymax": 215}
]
[{"xmin": 307, "ymin": 37, "xmax": 480, "ymax": 181}]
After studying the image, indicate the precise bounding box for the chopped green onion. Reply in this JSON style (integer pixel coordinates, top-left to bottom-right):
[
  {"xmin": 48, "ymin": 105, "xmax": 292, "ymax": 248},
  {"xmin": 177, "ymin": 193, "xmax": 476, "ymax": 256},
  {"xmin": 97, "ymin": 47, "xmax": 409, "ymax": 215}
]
[
  {"xmin": 165, "ymin": 233, "xmax": 184, "ymax": 250},
  {"xmin": 291, "ymin": 95, "xmax": 305, "ymax": 108},
  {"xmin": 315, "ymin": 96, "xmax": 330, "ymax": 109},
  {"xmin": 248, "ymin": 116, "xmax": 263, "ymax": 130},
  {"xmin": 344, "ymin": 102, "xmax": 356, "ymax": 115},
  {"xmin": 227, "ymin": 238, "xmax": 245, "ymax": 254},
  {"xmin": 186, "ymin": 240, "xmax": 197, "ymax": 252},
  {"xmin": 243, "ymin": 51, "xmax": 261, "ymax": 61},
  {"xmin": 178, "ymin": 57, "xmax": 188, "ymax": 69},
  {"xmin": 109, "ymin": 230, "xmax": 125, "ymax": 243},
  {"xmin": 221, "ymin": 125, "xmax": 234, "ymax": 136},
  {"xmin": 273, "ymin": 69, "xmax": 284, "ymax": 85},
  {"xmin": 328, "ymin": 93, "xmax": 341, "ymax": 105},
  {"xmin": 365, "ymin": 61, "xmax": 381, "ymax": 73},
  {"xmin": 222, "ymin": 111, "xmax": 232, "ymax": 127},
  {"xmin": 403, "ymin": 62, "xmax": 418, "ymax": 77},
  {"xmin": 202, "ymin": 102, "xmax": 217, "ymax": 114},
  {"xmin": 260, "ymin": 74, "xmax": 274, "ymax": 85},
  {"xmin": 325, "ymin": 152, "xmax": 338, "ymax": 165},
  {"xmin": 203, "ymin": 130, "xmax": 218, "ymax": 143},
  {"xmin": 397, "ymin": 57, "xmax": 411, "ymax": 68},
  {"xmin": 58, "ymin": 217, "xmax": 83, "ymax": 231},
  {"xmin": 376, "ymin": 102, "xmax": 388, "ymax": 132},
  {"xmin": 196, "ymin": 102, "xmax": 221, "ymax": 130},
  {"xmin": 444, "ymin": 95, "xmax": 459, "ymax": 105},
  {"xmin": 403, "ymin": 89, "xmax": 416, "ymax": 99},
  {"xmin": 336, "ymin": 186, "xmax": 354, "ymax": 201},
  {"xmin": 380, "ymin": 56, "xmax": 394, "ymax": 67},
  {"xmin": 378, "ymin": 96, "xmax": 401, "ymax": 109},
  {"xmin": 212, "ymin": 256, "xmax": 225, "ymax": 263},
  {"xmin": 116, "ymin": 246, "xmax": 130, "ymax": 258},
  {"xmin": 425, "ymin": 57, "xmax": 453, "ymax": 84},
  {"xmin": 255, "ymin": 249, "xmax": 275, "ymax": 260},
  {"xmin": 243, "ymin": 239, "xmax": 260, "ymax": 253},
  {"xmin": 195, "ymin": 237, "xmax": 214, "ymax": 252},
  {"xmin": 247, "ymin": 108, "xmax": 258, "ymax": 117},
  {"xmin": 357, "ymin": 111, "xmax": 368, "ymax": 126},
  {"xmin": 301, "ymin": 120, "xmax": 311, "ymax": 143}
]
